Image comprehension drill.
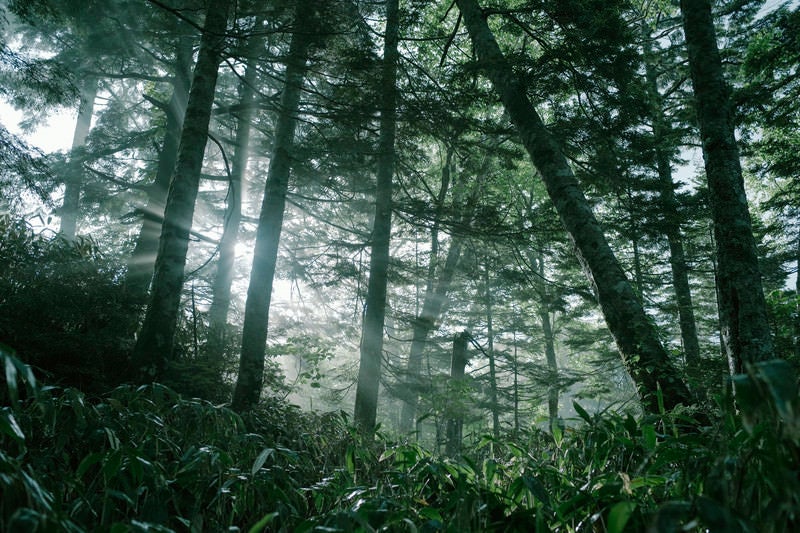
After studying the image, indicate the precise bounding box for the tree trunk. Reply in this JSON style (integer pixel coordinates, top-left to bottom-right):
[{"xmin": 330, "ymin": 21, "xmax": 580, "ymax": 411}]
[
  {"xmin": 126, "ymin": 34, "xmax": 193, "ymax": 301},
  {"xmin": 484, "ymin": 263, "xmax": 500, "ymax": 438},
  {"xmin": 680, "ymin": 0, "xmax": 773, "ymax": 374},
  {"xmin": 60, "ymin": 75, "xmax": 97, "ymax": 240},
  {"xmin": 131, "ymin": 0, "xmax": 230, "ymax": 380},
  {"xmin": 642, "ymin": 23, "xmax": 702, "ymax": 372},
  {"xmin": 456, "ymin": 0, "xmax": 691, "ymax": 412},
  {"xmin": 399, "ymin": 147, "xmax": 461, "ymax": 432},
  {"xmin": 231, "ymin": 14, "xmax": 312, "ymax": 412},
  {"xmin": 353, "ymin": 0, "xmax": 400, "ymax": 431},
  {"xmin": 795, "ymin": 233, "xmax": 800, "ymax": 361},
  {"xmin": 533, "ymin": 251, "xmax": 560, "ymax": 432},
  {"xmin": 445, "ymin": 331, "xmax": 469, "ymax": 457},
  {"xmin": 208, "ymin": 24, "xmax": 262, "ymax": 350}
]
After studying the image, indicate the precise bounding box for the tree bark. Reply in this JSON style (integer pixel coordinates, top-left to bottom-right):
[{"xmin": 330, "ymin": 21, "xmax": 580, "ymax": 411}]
[
  {"xmin": 231, "ymin": 14, "xmax": 312, "ymax": 411},
  {"xmin": 680, "ymin": 0, "xmax": 773, "ymax": 374},
  {"xmin": 484, "ymin": 263, "xmax": 500, "ymax": 438},
  {"xmin": 131, "ymin": 0, "xmax": 231, "ymax": 380},
  {"xmin": 125, "ymin": 34, "xmax": 193, "ymax": 301},
  {"xmin": 398, "ymin": 147, "xmax": 466, "ymax": 432},
  {"xmin": 642, "ymin": 25, "xmax": 701, "ymax": 371},
  {"xmin": 456, "ymin": 0, "xmax": 691, "ymax": 412},
  {"xmin": 60, "ymin": 75, "xmax": 97, "ymax": 241},
  {"xmin": 353, "ymin": 0, "xmax": 400, "ymax": 431},
  {"xmin": 208, "ymin": 24, "xmax": 262, "ymax": 349},
  {"xmin": 533, "ymin": 251, "xmax": 560, "ymax": 432},
  {"xmin": 445, "ymin": 331, "xmax": 469, "ymax": 457}
]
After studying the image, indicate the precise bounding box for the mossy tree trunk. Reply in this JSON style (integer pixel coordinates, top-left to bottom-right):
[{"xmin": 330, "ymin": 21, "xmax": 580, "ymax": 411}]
[
  {"xmin": 353, "ymin": 0, "xmax": 400, "ymax": 431},
  {"xmin": 125, "ymin": 33, "xmax": 193, "ymax": 301},
  {"xmin": 456, "ymin": 0, "xmax": 691, "ymax": 412},
  {"xmin": 680, "ymin": 0, "xmax": 774, "ymax": 373},
  {"xmin": 131, "ymin": 0, "xmax": 231, "ymax": 380},
  {"xmin": 231, "ymin": 11, "xmax": 312, "ymax": 412}
]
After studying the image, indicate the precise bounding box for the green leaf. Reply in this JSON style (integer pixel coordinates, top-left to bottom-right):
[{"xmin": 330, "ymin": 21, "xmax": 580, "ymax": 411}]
[
  {"xmin": 552, "ymin": 424, "xmax": 563, "ymax": 447},
  {"xmin": 4, "ymin": 352, "xmax": 19, "ymax": 405},
  {"xmin": 608, "ymin": 501, "xmax": 636, "ymax": 533},
  {"xmin": 251, "ymin": 447, "xmax": 274, "ymax": 476},
  {"xmin": 573, "ymin": 401, "xmax": 592, "ymax": 423},
  {"xmin": 755, "ymin": 359, "xmax": 798, "ymax": 421},
  {"xmin": 641, "ymin": 424, "xmax": 657, "ymax": 451},
  {"xmin": 345, "ymin": 445, "xmax": 356, "ymax": 476},
  {"xmin": 0, "ymin": 409, "xmax": 25, "ymax": 442},
  {"xmin": 248, "ymin": 512, "xmax": 279, "ymax": 533},
  {"xmin": 77, "ymin": 452, "xmax": 104, "ymax": 477}
]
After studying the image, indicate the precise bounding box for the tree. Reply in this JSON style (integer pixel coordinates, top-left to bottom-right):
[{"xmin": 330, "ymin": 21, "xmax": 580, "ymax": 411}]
[
  {"xmin": 353, "ymin": 0, "xmax": 400, "ymax": 430},
  {"xmin": 124, "ymin": 29, "xmax": 194, "ymax": 300},
  {"xmin": 640, "ymin": 14, "xmax": 701, "ymax": 372},
  {"xmin": 679, "ymin": 0, "xmax": 774, "ymax": 374},
  {"xmin": 231, "ymin": 4, "xmax": 315, "ymax": 411},
  {"xmin": 207, "ymin": 19, "xmax": 263, "ymax": 350},
  {"xmin": 455, "ymin": 0, "xmax": 691, "ymax": 411},
  {"xmin": 131, "ymin": 0, "xmax": 231, "ymax": 380}
]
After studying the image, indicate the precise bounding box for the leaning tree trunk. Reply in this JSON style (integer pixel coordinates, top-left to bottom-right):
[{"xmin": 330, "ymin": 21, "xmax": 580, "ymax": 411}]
[
  {"xmin": 353, "ymin": 0, "xmax": 400, "ymax": 431},
  {"xmin": 131, "ymin": 0, "xmax": 231, "ymax": 381},
  {"xmin": 642, "ymin": 23, "xmax": 702, "ymax": 372},
  {"xmin": 231, "ymin": 15, "xmax": 312, "ymax": 412},
  {"xmin": 126, "ymin": 33, "xmax": 193, "ymax": 301},
  {"xmin": 456, "ymin": 0, "xmax": 691, "ymax": 412},
  {"xmin": 60, "ymin": 75, "xmax": 97, "ymax": 241},
  {"xmin": 680, "ymin": 0, "xmax": 773, "ymax": 375},
  {"xmin": 208, "ymin": 24, "xmax": 263, "ymax": 352}
]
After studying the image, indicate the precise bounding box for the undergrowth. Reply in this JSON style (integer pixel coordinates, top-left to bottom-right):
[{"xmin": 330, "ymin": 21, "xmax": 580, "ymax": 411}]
[{"xmin": 2, "ymin": 345, "xmax": 798, "ymax": 532}]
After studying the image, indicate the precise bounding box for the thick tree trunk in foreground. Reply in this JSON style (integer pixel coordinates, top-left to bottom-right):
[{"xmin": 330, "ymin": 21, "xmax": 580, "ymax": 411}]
[
  {"xmin": 456, "ymin": 0, "xmax": 691, "ymax": 412},
  {"xmin": 208, "ymin": 26, "xmax": 262, "ymax": 350},
  {"xmin": 231, "ymin": 17, "xmax": 311, "ymax": 412},
  {"xmin": 680, "ymin": 0, "xmax": 773, "ymax": 374},
  {"xmin": 642, "ymin": 27, "xmax": 701, "ymax": 371},
  {"xmin": 131, "ymin": 0, "xmax": 230, "ymax": 380},
  {"xmin": 353, "ymin": 0, "xmax": 400, "ymax": 430},
  {"xmin": 126, "ymin": 35, "xmax": 193, "ymax": 301},
  {"xmin": 60, "ymin": 75, "xmax": 97, "ymax": 241}
]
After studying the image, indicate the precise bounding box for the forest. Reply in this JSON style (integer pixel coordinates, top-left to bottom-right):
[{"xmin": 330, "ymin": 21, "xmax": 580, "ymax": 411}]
[{"xmin": 1, "ymin": 0, "xmax": 799, "ymax": 530}]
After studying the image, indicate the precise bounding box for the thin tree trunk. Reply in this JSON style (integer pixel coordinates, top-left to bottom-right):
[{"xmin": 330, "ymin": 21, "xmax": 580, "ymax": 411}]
[
  {"xmin": 60, "ymin": 75, "xmax": 97, "ymax": 240},
  {"xmin": 208, "ymin": 25, "xmax": 262, "ymax": 350},
  {"xmin": 642, "ymin": 22, "xmax": 702, "ymax": 372},
  {"xmin": 126, "ymin": 34, "xmax": 193, "ymax": 301},
  {"xmin": 231, "ymin": 14, "xmax": 312, "ymax": 412},
  {"xmin": 131, "ymin": 0, "xmax": 231, "ymax": 380},
  {"xmin": 398, "ymin": 147, "xmax": 459, "ymax": 432},
  {"xmin": 445, "ymin": 331, "xmax": 469, "ymax": 457},
  {"xmin": 795, "ymin": 233, "xmax": 800, "ymax": 361},
  {"xmin": 484, "ymin": 263, "xmax": 500, "ymax": 438},
  {"xmin": 399, "ymin": 149, "xmax": 478, "ymax": 433},
  {"xmin": 456, "ymin": 0, "xmax": 691, "ymax": 412},
  {"xmin": 534, "ymin": 251, "xmax": 559, "ymax": 432},
  {"xmin": 680, "ymin": 0, "xmax": 773, "ymax": 373},
  {"xmin": 353, "ymin": 0, "xmax": 400, "ymax": 431}
]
